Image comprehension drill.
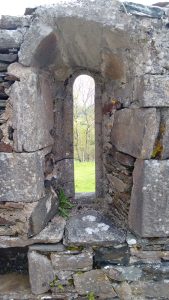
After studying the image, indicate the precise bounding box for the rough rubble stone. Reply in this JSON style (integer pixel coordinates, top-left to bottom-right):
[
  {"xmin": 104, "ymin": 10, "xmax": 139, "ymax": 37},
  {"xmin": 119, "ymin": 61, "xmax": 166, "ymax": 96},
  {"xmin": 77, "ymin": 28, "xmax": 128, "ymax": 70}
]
[
  {"xmin": 29, "ymin": 243, "xmax": 66, "ymax": 253},
  {"xmin": 0, "ymin": 29, "xmax": 24, "ymax": 50},
  {"xmin": 0, "ymin": 151, "xmax": 45, "ymax": 202},
  {"xmin": 111, "ymin": 108, "xmax": 160, "ymax": 159},
  {"xmin": 28, "ymin": 251, "xmax": 54, "ymax": 295},
  {"xmin": 8, "ymin": 63, "xmax": 54, "ymax": 152},
  {"xmin": 64, "ymin": 210, "xmax": 126, "ymax": 246},
  {"xmin": 130, "ymin": 281, "xmax": 169, "ymax": 298},
  {"xmin": 129, "ymin": 159, "xmax": 169, "ymax": 237},
  {"xmin": 51, "ymin": 251, "xmax": 93, "ymax": 271},
  {"xmin": 28, "ymin": 190, "xmax": 59, "ymax": 237},
  {"xmin": 0, "ymin": 15, "xmax": 30, "ymax": 29},
  {"xmin": 0, "ymin": 63, "xmax": 8, "ymax": 72},
  {"xmin": 73, "ymin": 270, "xmax": 117, "ymax": 299},
  {"xmin": 0, "ymin": 53, "xmax": 17, "ymax": 63},
  {"xmin": 103, "ymin": 265, "xmax": 142, "ymax": 282},
  {"xmin": 0, "ymin": 216, "xmax": 65, "ymax": 248},
  {"xmin": 94, "ymin": 245, "xmax": 129, "ymax": 267}
]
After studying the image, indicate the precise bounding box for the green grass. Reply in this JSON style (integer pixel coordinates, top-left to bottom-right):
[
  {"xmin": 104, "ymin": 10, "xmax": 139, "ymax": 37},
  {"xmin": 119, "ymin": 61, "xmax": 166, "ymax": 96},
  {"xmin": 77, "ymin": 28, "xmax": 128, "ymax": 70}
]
[{"xmin": 74, "ymin": 161, "xmax": 95, "ymax": 193}]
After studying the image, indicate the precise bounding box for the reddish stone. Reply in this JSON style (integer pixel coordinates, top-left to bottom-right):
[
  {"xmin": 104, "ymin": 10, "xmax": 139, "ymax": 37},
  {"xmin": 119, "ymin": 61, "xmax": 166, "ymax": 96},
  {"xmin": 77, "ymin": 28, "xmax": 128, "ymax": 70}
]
[{"xmin": 0, "ymin": 142, "xmax": 13, "ymax": 152}]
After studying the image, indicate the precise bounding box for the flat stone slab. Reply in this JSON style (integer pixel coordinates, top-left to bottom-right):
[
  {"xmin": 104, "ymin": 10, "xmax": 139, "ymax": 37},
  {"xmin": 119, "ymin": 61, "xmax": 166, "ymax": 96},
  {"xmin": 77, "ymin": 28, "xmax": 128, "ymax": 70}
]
[
  {"xmin": 73, "ymin": 270, "xmax": 117, "ymax": 299},
  {"xmin": 51, "ymin": 251, "xmax": 93, "ymax": 271},
  {"xmin": 129, "ymin": 159, "xmax": 169, "ymax": 237},
  {"xmin": 0, "ymin": 216, "xmax": 66, "ymax": 248},
  {"xmin": 111, "ymin": 108, "xmax": 160, "ymax": 159},
  {"xmin": 64, "ymin": 210, "xmax": 126, "ymax": 246},
  {"xmin": 0, "ymin": 29, "xmax": 24, "ymax": 50},
  {"xmin": 0, "ymin": 151, "xmax": 45, "ymax": 202}
]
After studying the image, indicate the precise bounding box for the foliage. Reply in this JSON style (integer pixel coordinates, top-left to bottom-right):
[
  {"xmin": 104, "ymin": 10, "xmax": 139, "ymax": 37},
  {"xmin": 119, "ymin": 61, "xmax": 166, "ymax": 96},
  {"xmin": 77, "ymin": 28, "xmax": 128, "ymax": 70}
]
[
  {"xmin": 73, "ymin": 75, "xmax": 95, "ymax": 162},
  {"xmin": 50, "ymin": 276, "xmax": 59, "ymax": 288},
  {"xmin": 74, "ymin": 161, "xmax": 95, "ymax": 193},
  {"xmin": 151, "ymin": 141, "xmax": 163, "ymax": 159},
  {"xmin": 87, "ymin": 292, "xmax": 95, "ymax": 300},
  {"xmin": 57, "ymin": 189, "xmax": 74, "ymax": 218}
]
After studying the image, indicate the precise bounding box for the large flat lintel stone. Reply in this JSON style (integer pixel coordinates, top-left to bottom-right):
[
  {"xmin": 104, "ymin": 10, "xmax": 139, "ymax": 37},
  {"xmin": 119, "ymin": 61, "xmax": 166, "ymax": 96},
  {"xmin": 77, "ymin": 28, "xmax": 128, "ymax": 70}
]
[
  {"xmin": 111, "ymin": 108, "xmax": 160, "ymax": 159},
  {"xmin": 8, "ymin": 63, "xmax": 54, "ymax": 152},
  {"xmin": 0, "ymin": 151, "xmax": 45, "ymax": 203},
  {"xmin": 129, "ymin": 159, "xmax": 169, "ymax": 237}
]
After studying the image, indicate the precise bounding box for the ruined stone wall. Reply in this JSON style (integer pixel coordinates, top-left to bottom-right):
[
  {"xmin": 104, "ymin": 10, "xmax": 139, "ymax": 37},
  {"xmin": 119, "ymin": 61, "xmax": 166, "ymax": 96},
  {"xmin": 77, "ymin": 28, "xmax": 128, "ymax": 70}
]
[{"xmin": 1, "ymin": 0, "xmax": 169, "ymax": 299}]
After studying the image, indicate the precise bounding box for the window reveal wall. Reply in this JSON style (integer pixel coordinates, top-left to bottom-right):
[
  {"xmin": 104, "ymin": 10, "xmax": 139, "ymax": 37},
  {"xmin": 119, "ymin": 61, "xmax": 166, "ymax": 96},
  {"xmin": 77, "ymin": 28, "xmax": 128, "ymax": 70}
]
[{"xmin": 0, "ymin": 3, "xmax": 169, "ymax": 240}]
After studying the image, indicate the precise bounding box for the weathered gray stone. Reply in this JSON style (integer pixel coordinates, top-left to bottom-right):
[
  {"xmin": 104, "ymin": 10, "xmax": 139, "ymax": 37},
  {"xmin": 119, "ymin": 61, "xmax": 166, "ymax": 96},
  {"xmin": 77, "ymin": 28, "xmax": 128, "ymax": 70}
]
[
  {"xmin": 73, "ymin": 270, "xmax": 116, "ymax": 299},
  {"xmin": 32, "ymin": 216, "xmax": 66, "ymax": 244},
  {"xmin": 0, "ymin": 151, "xmax": 45, "ymax": 202},
  {"xmin": 139, "ymin": 75, "xmax": 169, "ymax": 107},
  {"xmin": 0, "ymin": 15, "xmax": 30, "ymax": 29},
  {"xmin": 103, "ymin": 265, "xmax": 142, "ymax": 281},
  {"xmin": 0, "ymin": 63, "xmax": 8, "ymax": 71},
  {"xmin": 51, "ymin": 251, "xmax": 93, "ymax": 271},
  {"xmin": 0, "ymin": 53, "xmax": 17, "ymax": 63},
  {"xmin": 64, "ymin": 211, "xmax": 126, "ymax": 246},
  {"xmin": 8, "ymin": 63, "xmax": 54, "ymax": 152},
  {"xmin": 0, "ymin": 29, "xmax": 24, "ymax": 50},
  {"xmin": 28, "ymin": 251, "xmax": 54, "ymax": 295},
  {"xmin": 129, "ymin": 159, "xmax": 169, "ymax": 237},
  {"xmin": 19, "ymin": 23, "xmax": 56, "ymax": 67},
  {"xmin": 107, "ymin": 174, "xmax": 131, "ymax": 192},
  {"xmin": 111, "ymin": 108, "xmax": 160, "ymax": 159},
  {"xmin": 29, "ymin": 243, "xmax": 66, "ymax": 253},
  {"xmin": 112, "ymin": 282, "xmax": 133, "ymax": 300},
  {"xmin": 130, "ymin": 281, "xmax": 169, "ymax": 298},
  {"xmin": 28, "ymin": 190, "xmax": 59, "ymax": 237},
  {"xmin": 94, "ymin": 245, "xmax": 129, "ymax": 267}
]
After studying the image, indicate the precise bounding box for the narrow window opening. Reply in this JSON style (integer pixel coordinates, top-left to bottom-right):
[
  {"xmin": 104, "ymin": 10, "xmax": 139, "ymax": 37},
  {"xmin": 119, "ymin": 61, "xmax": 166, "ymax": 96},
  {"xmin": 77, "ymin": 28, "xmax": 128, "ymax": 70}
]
[{"xmin": 73, "ymin": 75, "xmax": 95, "ymax": 197}]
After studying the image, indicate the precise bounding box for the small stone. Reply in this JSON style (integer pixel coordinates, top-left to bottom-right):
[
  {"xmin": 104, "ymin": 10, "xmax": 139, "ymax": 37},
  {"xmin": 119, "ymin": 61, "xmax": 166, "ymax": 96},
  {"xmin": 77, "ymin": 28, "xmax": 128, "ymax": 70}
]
[
  {"xmin": 28, "ymin": 190, "xmax": 59, "ymax": 237},
  {"xmin": 0, "ymin": 142, "xmax": 12, "ymax": 152},
  {"xmin": 94, "ymin": 245, "xmax": 129, "ymax": 267},
  {"xmin": 28, "ymin": 251, "xmax": 54, "ymax": 295},
  {"xmin": 73, "ymin": 270, "xmax": 117, "ymax": 299},
  {"xmin": 0, "ymin": 29, "xmax": 24, "ymax": 50},
  {"xmin": 0, "ymin": 63, "xmax": 8, "ymax": 72},
  {"xmin": 0, "ymin": 53, "xmax": 17, "ymax": 63},
  {"xmin": 51, "ymin": 251, "xmax": 93, "ymax": 271},
  {"xmin": 103, "ymin": 265, "xmax": 142, "ymax": 281},
  {"xmin": 64, "ymin": 210, "xmax": 126, "ymax": 246},
  {"xmin": 113, "ymin": 282, "xmax": 133, "ymax": 300}
]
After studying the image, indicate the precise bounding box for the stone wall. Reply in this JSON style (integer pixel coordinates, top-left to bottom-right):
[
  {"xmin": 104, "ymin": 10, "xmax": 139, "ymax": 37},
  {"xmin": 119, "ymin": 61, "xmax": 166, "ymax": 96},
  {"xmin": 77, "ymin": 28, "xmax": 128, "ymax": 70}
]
[{"xmin": 1, "ymin": 0, "xmax": 169, "ymax": 298}]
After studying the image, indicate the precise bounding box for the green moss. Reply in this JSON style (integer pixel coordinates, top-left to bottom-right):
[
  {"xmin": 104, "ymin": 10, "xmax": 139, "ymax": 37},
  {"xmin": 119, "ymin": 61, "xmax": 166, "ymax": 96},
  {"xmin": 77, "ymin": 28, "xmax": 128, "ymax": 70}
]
[
  {"xmin": 49, "ymin": 276, "xmax": 59, "ymax": 288},
  {"xmin": 66, "ymin": 245, "xmax": 84, "ymax": 251},
  {"xmin": 68, "ymin": 278, "xmax": 74, "ymax": 286},
  {"xmin": 151, "ymin": 141, "xmax": 163, "ymax": 159},
  {"xmin": 87, "ymin": 292, "xmax": 95, "ymax": 300},
  {"xmin": 58, "ymin": 284, "xmax": 64, "ymax": 291}
]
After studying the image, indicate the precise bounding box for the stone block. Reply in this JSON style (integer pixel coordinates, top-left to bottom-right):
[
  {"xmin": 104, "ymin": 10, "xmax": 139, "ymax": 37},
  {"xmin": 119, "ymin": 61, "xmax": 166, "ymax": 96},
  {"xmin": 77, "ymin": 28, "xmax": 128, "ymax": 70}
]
[
  {"xmin": 18, "ymin": 23, "xmax": 57, "ymax": 67},
  {"xmin": 111, "ymin": 108, "xmax": 160, "ymax": 159},
  {"xmin": 28, "ymin": 190, "xmax": 59, "ymax": 237},
  {"xmin": 8, "ymin": 63, "xmax": 54, "ymax": 152},
  {"xmin": 0, "ymin": 53, "xmax": 17, "ymax": 63},
  {"xmin": 129, "ymin": 159, "xmax": 169, "ymax": 237},
  {"xmin": 64, "ymin": 210, "xmax": 126, "ymax": 246},
  {"xmin": 0, "ymin": 151, "xmax": 45, "ymax": 202},
  {"xmin": 130, "ymin": 281, "xmax": 169, "ymax": 298},
  {"xmin": 28, "ymin": 251, "xmax": 54, "ymax": 294},
  {"xmin": 51, "ymin": 251, "xmax": 93, "ymax": 271},
  {"xmin": 0, "ymin": 15, "xmax": 30, "ymax": 30},
  {"xmin": 138, "ymin": 75, "xmax": 169, "ymax": 107},
  {"xmin": 0, "ymin": 216, "xmax": 65, "ymax": 248},
  {"xmin": 73, "ymin": 270, "xmax": 117, "ymax": 299},
  {"xmin": 0, "ymin": 29, "xmax": 24, "ymax": 50},
  {"xmin": 103, "ymin": 265, "xmax": 142, "ymax": 281},
  {"xmin": 94, "ymin": 245, "xmax": 129, "ymax": 267}
]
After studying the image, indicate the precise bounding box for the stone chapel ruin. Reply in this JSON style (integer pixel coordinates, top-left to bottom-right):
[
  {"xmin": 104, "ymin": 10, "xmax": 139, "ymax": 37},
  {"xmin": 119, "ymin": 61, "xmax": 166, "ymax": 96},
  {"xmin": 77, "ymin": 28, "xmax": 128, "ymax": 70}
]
[{"xmin": 1, "ymin": 0, "xmax": 169, "ymax": 298}]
